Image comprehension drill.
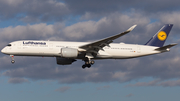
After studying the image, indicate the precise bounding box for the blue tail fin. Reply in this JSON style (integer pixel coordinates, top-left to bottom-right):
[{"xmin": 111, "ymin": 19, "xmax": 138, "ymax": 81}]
[{"xmin": 145, "ymin": 24, "xmax": 173, "ymax": 47}]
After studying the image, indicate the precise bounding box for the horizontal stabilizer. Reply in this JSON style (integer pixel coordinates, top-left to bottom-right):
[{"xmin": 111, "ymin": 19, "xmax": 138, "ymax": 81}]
[{"xmin": 155, "ymin": 43, "xmax": 177, "ymax": 51}]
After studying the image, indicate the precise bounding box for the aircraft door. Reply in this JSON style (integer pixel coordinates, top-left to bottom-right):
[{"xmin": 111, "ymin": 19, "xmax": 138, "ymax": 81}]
[{"xmin": 137, "ymin": 46, "xmax": 141, "ymax": 53}]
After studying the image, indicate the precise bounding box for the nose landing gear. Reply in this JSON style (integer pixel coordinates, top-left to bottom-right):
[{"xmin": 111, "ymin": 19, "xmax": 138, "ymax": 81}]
[{"xmin": 10, "ymin": 55, "xmax": 15, "ymax": 64}]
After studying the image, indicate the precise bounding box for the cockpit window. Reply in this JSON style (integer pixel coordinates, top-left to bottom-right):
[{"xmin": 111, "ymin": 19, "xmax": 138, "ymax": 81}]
[{"xmin": 7, "ymin": 44, "xmax": 12, "ymax": 46}]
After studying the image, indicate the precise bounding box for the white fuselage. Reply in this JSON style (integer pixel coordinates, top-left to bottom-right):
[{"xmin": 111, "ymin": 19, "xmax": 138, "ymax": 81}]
[{"xmin": 1, "ymin": 40, "xmax": 163, "ymax": 59}]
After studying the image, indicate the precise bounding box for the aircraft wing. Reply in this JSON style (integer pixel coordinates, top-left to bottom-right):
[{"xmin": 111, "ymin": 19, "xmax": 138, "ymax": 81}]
[{"xmin": 79, "ymin": 25, "xmax": 137, "ymax": 54}]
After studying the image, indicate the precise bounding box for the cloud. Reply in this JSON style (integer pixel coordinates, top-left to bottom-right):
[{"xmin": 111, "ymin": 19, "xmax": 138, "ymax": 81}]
[
  {"xmin": 8, "ymin": 77, "xmax": 29, "ymax": 84},
  {"xmin": 0, "ymin": 0, "xmax": 179, "ymax": 23},
  {"xmin": 65, "ymin": 0, "xmax": 180, "ymax": 16},
  {"xmin": 63, "ymin": 12, "xmax": 150, "ymax": 41},
  {"xmin": 0, "ymin": 23, "xmax": 67, "ymax": 50},
  {"xmin": 159, "ymin": 80, "xmax": 180, "ymax": 87},
  {"xmin": 0, "ymin": 0, "xmax": 70, "ymax": 22},
  {"xmin": 126, "ymin": 79, "xmax": 161, "ymax": 87},
  {"xmin": 126, "ymin": 79, "xmax": 180, "ymax": 87},
  {"xmin": 159, "ymin": 12, "xmax": 180, "ymax": 33},
  {"xmin": 55, "ymin": 86, "xmax": 71, "ymax": 93},
  {"xmin": 125, "ymin": 93, "xmax": 134, "ymax": 97},
  {"xmin": 97, "ymin": 85, "xmax": 111, "ymax": 90},
  {"xmin": 0, "ymin": 23, "xmax": 54, "ymax": 40}
]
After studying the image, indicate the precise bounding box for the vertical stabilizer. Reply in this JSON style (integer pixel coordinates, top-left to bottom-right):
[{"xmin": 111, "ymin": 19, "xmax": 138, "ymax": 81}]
[{"xmin": 145, "ymin": 24, "xmax": 173, "ymax": 47}]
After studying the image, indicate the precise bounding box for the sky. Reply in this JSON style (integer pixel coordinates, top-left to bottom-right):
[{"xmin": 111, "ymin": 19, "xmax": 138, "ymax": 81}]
[{"xmin": 1, "ymin": 0, "xmax": 180, "ymax": 101}]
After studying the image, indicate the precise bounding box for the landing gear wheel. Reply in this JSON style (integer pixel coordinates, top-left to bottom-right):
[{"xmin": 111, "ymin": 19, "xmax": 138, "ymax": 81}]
[
  {"xmin": 87, "ymin": 64, "xmax": 91, "ymax": 68},
  {"xmin": 82, "ymin": 64, "xmax": 91, "ymax": 69},
  {"xmin": 11, "ymin": 60, "xmax": 15, "ymax": 64},
  {"xmin": 82, "ymin": 65, "xmax": 86, "ymax": 69},
  {"xmin": 90, "ymin": 61, "xmax": 95, "ymax": 65},
  {"xmin": 85, "ymin": 61, "xmax": 89, "ymax": 64}
]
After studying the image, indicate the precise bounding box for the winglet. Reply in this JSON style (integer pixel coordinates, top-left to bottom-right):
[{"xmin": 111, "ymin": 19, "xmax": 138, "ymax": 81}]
[{"xmin": 127, "ymin": 25, "xmax": 137, "ymax": 32}]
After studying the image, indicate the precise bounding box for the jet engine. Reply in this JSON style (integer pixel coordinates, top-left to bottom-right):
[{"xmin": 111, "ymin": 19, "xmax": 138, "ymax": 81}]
[
  {"xmin": 61, "ymin": 48, "xmax": 78, "ymax": 58},
  {"xmin": 56, "ymin": 57, "xmax": 76, "ymax": 65}
]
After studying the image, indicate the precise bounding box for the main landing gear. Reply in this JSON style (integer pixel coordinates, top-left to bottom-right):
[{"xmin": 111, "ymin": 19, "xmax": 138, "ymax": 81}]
[
  {"xmin": 10, "ymin": 55, "xmax": 15, "ymax": 64},
  {"xmin": 82, "ymin": 53, "xmax": 95, "ymax": 69},
  {"xmin": 82, "ymin": 59, "xmax": 95, "ymax": 69}
]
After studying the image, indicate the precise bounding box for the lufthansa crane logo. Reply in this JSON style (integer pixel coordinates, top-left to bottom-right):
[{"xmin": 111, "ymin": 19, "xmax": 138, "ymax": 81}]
[{"xmin": 157, "ymin": 31, "xmax": 167, "ymax": 41}]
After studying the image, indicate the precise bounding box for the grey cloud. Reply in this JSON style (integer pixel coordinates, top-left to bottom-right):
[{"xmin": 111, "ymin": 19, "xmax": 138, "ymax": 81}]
[
  {"xmin": 125, "ymin": 93, "xmax": 133, "ymax": 97},
  {"xmin": 0, "ymin": 0, "xmax": 70, "ymax": 22},
  {"xmin": 97, "ymin": 85, "xmax": 111, "ymax": 90},
  {"xmin": 65, "ymin": 0, "xmax": 139, "ymax": 14},
  {"xmin": 126, "ymin": 79, "xmax": 180, "ymax": 87},
  {"xmin": 126, "ymin": 79, "xmax": 162, "ymax": 87},
  {"xmin": 0, "ymin": 0, "xmax": 180, "ymax": 22},
  {"xmin": 65, "ymin": 0, "xmax": 180, "ymax": 16},
  {"xmin": 8, "ymin": 77, "xmax": 29, "ymax": 84},
  {"xmin": 159, "ymin": 12, "xmax": 180, "ymax": 34},
  {"xmin": 55, "ymin": 86, "xmax": 71, "ymax": 93},
  {"xmin": 159, "ymin": 80, "xmax": 180, "ymax": 87},
  {"xmin": 63, "ymin": 12, "xmax": 150, "ymax": 42},
  {"xmin": 0, "ymin": 23, "xmax": 65, "ymax": 49}
]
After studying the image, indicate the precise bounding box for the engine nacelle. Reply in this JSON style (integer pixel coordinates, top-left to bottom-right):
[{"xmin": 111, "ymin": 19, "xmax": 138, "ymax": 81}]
[
  {"xmin": 61, "ymin": 48, "xmax": 78, "ymax": 58},
  {"xmin": 56, "ymin": 57, "xmax": 76, "ymax": 65}
]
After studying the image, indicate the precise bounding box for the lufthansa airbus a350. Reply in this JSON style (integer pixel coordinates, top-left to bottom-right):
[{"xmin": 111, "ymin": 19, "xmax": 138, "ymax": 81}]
[{"xmin": 1, "ymin": 24, "xmax": 177, "ymax": 69}]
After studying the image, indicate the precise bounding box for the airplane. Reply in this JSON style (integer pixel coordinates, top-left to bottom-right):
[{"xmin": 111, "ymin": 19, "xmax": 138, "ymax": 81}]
[{"xmin": 1, "ymin": 24, "xmax": 177, "ymax": 69}]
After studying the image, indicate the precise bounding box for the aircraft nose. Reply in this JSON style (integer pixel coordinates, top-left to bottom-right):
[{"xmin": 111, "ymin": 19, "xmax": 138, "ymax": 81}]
[{"xmin": 1, "ymin": 47, "xmax": 6, "ymax": 54}]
